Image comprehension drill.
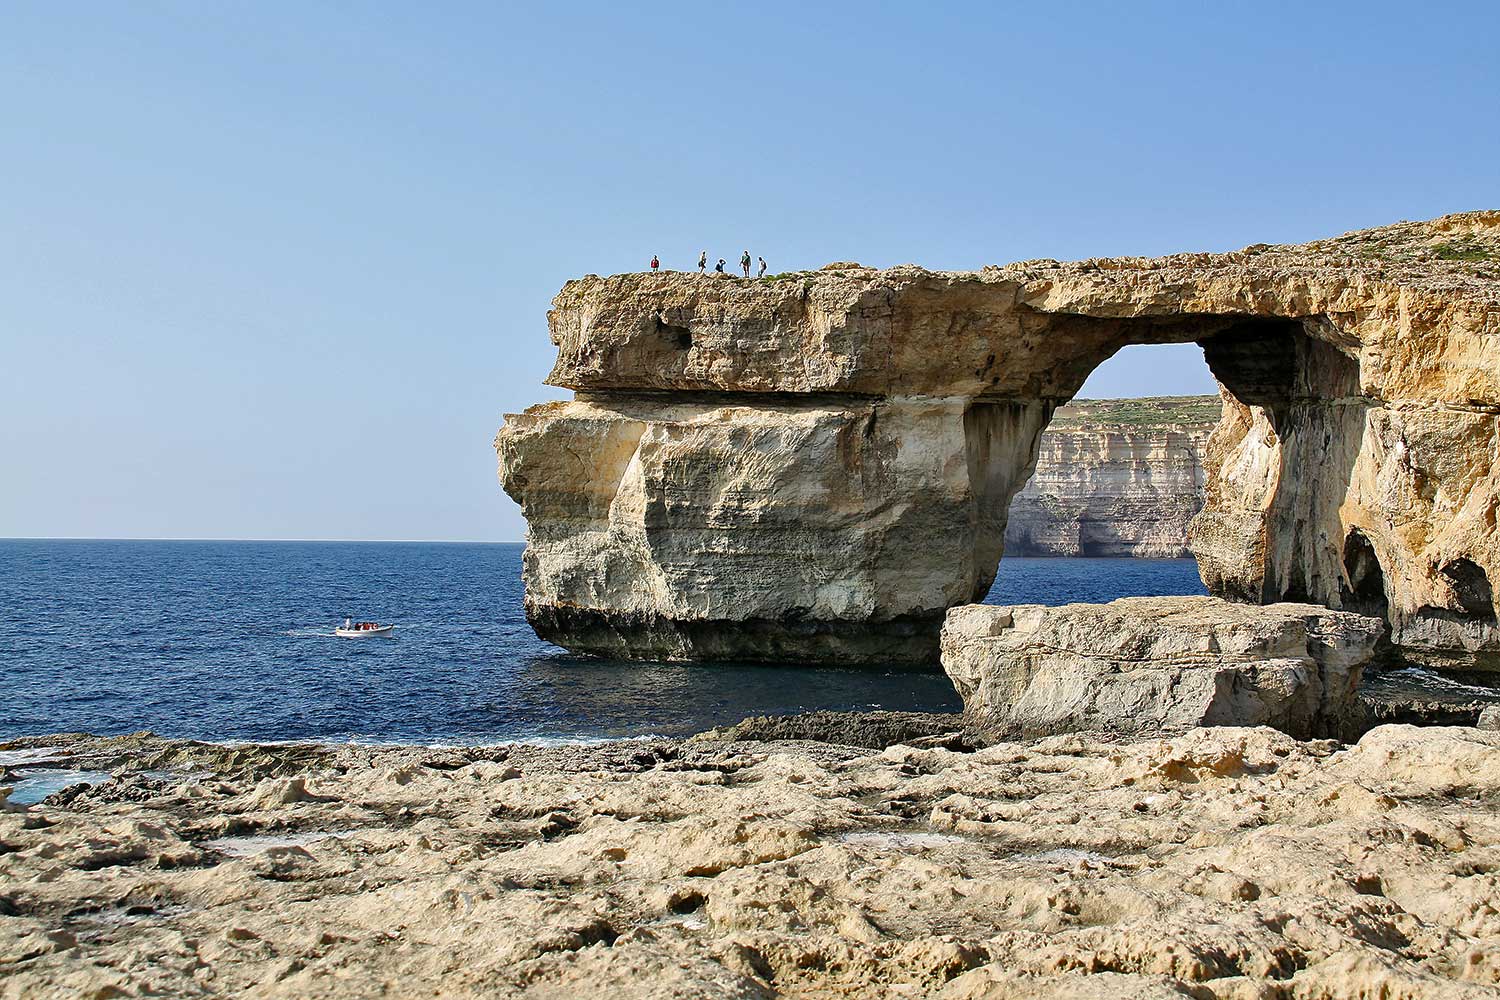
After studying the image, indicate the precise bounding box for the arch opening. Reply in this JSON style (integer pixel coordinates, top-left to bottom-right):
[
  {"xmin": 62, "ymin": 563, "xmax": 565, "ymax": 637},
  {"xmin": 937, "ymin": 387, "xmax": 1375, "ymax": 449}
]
[
  {"xmin": 986, "ymin": 340, "xmax": 1219, "ymax": 607},
  {"xmin": 986, "ymin": 314, "xmax": 1370, "ymax": 622}
]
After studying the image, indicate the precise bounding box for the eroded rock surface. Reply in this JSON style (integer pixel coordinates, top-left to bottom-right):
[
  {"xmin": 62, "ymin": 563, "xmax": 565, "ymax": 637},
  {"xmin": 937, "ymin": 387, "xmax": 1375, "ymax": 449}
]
[
  {"xmin": 498, "ymin": 213, "xmax": 1500, "ymax": 667},
  {"xmin": 498, "ymin": 394, "xmax": 1043, "ymax": 662},
  {"xmin": 942, "ymin": 597, "xmax": 1385, "ymax": 740},
  {"xmin": 4, "ymin": 726, "xmax": 1500, "ymax": 998}
]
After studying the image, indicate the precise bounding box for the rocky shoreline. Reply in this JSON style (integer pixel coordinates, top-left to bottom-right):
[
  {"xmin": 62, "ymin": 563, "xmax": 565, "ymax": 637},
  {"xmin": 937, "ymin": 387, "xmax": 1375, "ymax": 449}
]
[
  {"xmin": 4, "ymin": 720, "xmax": 1500, "ymax": 999},
  {"xmin": 11, "ymin": 213, "xmax": 1500, "ymax": 999}
]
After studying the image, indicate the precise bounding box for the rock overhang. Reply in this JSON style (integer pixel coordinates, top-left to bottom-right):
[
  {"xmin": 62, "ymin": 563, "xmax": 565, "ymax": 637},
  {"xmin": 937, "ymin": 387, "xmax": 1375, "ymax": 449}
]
[{"xmin": 544, "ymin": 215, "xmax": 1500, "ymax": 406}]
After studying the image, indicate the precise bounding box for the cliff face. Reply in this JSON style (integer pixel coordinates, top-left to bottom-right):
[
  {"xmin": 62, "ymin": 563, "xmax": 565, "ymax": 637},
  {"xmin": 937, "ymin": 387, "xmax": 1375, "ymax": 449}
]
[
  {"xmin": 1003, "ymin": 396, "xmax": 1218, "ymax": 558},
  {"xmin": 497, "ymin": 394, "xmax": 1044, "ymax": 663},
  {"xmin": 498, "ymin": 212, "xmax": 1500, "ymax": 667}
]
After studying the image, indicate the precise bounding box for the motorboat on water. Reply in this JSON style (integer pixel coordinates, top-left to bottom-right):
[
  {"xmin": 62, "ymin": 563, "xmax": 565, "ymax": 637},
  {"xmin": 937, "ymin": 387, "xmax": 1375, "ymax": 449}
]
[{"xmin": 335, "ymin": 618, "xmax": 396, "ymax": 638}]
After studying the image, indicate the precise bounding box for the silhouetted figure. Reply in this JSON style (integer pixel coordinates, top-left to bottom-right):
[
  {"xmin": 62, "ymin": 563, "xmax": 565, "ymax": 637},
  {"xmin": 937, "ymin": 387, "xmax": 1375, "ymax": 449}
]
[
  {"xmin": 715, "ymin": 258, "xmax": 726, "ymax": 273},
  {"xmin": 698, "ymin": 250, "xmax": 707, "ymax": 273}
]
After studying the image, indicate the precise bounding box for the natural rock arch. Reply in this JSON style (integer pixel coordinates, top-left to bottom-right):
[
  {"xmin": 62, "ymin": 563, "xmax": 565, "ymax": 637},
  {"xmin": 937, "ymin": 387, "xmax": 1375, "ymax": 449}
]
[{"xmin": 497, "ymin": 213, "xmax": 1500, "ymax": 670}]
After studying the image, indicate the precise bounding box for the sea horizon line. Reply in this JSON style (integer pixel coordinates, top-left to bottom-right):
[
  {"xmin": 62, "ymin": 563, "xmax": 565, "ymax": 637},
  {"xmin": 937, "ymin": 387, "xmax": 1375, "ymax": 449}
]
[{"xmin": 0, "ymin": 536, "xmax": 526, "ymax": 545}]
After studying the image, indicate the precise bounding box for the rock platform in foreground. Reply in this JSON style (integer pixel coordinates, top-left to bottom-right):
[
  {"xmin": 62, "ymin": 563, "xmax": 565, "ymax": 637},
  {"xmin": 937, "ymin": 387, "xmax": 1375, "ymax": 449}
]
[
  {"xmin": 4, "ymin": 726, "xmax": 1500, "ymax": 998},
  {"xmin": 941, "ymin": 597, "xmax": 1385, "ymax": 740}
]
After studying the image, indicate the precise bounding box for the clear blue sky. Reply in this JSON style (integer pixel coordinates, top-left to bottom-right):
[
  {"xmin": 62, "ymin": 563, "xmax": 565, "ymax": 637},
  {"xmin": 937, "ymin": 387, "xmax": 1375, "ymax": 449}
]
[{"xmin": 4, "ymin": 2, "xmax": 1495, "ymax": 541}]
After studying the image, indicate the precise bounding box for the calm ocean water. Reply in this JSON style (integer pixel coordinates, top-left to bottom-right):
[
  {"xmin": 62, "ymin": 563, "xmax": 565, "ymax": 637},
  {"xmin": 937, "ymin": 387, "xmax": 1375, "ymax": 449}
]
[{"xmin": 0, "ymin": 540, "xmax": 1207, "ymax": 744}]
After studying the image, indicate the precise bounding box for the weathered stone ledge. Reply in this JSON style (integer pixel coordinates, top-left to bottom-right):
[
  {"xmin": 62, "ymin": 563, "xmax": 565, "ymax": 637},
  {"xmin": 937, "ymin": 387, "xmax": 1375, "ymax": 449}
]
[{"xmin": 941, "ymin": 597, "xmax": 1386, "ymax": 740}]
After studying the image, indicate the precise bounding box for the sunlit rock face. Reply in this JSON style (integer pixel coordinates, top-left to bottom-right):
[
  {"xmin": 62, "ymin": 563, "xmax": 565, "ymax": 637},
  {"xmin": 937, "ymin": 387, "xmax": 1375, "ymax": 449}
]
[
  {"xmin": 498, "ymin": 212, "xmax": 1500, "ymax": 667},
  {"xmin": 941, "ymin": 597, "xmax": 1386, "ymax": 740},
  {"xmin": 497, "ymin": 395, "xmax": 1048, "ymax": 663}
]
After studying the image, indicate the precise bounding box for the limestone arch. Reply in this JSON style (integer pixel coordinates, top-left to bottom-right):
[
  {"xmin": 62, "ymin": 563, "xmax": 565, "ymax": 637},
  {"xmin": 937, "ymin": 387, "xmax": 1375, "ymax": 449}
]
[{"xmin": 499, "ymin": 217, "xmax": 1500, "ymax": 668}]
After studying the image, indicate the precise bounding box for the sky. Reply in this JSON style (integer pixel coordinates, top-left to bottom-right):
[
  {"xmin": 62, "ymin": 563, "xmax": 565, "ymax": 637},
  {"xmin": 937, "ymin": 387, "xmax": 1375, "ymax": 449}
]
[{"xmin": 3, "ymin": 2, "xmax": 1496, "ymax": 542}]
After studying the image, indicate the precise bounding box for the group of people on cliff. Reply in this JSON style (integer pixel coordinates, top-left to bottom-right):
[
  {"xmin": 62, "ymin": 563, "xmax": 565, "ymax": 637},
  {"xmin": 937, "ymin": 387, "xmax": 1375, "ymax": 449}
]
[{"xmin": 649, "ymin": 250, "xmax": 766, "ymax": 278}]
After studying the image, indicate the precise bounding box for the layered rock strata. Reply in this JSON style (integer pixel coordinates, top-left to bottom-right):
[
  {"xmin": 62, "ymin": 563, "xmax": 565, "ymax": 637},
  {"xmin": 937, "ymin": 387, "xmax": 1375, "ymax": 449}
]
[
  {"xmin": 1003, "ymin": 396, "xmax": 1218, "ymax": 558},
  {"xmin": 498, "ymin": 394, "xmax": 1043, "ymax": 663},
  {"xmin": 498, "ymin": 213, "xmax": 1500, "ymax": 667},
  {"xmin": 5, "ymin": 726, "xmax": 1500, "ymax": 998},
  {"xmin": 941, "ymin": 597, "xmax": 1385, "ymax": 740}
]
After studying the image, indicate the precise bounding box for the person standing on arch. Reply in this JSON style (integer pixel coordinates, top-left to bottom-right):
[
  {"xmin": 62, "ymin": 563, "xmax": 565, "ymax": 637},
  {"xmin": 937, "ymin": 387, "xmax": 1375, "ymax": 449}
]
[
  {"xmin": 757, "ymin": 256, "xmax": 767, "ymax": 278},
  {"xmin": 697, "ymin": 250, "xmax": 707, "ymax": 273},
  {"xmin": 740, "ymin": 250, "xmax": 751, "ymax": 277},
  {"xmin": 650, "ymin": 254, "xmax": 659, "ymax": 272}
]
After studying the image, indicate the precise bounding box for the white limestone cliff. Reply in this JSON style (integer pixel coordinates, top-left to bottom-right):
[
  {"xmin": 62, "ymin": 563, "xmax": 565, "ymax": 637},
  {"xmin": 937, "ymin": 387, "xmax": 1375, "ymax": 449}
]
[{"xmin": 1003, "ymin": 396, "xmax": 1217, "ymax": 558}]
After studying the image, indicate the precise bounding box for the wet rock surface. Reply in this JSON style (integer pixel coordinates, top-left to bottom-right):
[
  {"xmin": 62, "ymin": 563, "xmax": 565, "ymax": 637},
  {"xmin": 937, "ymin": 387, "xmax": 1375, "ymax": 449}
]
[
  {"xmin": 690, "ymin": 711, "xmax": 981, "ymax": 750},
  {"xmin": 3, "ymin": 726, "xmax": 1500, "ymax": 998},
  {"xmin": 1357, "ymin": 667, "xmax": 1500, "ymax": 730}
]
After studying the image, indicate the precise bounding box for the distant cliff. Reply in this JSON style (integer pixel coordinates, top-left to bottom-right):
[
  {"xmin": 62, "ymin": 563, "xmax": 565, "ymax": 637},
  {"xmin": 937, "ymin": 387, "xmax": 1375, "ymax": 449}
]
[{"xmin": 1003, "ymin": 396, "xmax": 1220, "ymax": 558}]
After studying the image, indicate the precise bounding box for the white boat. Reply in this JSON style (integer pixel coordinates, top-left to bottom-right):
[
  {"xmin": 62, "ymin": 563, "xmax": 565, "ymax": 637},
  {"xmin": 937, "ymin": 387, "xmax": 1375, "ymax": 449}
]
[{"xmin": 335, "ymin": 619, "xmax": 396, "ymax": 638}]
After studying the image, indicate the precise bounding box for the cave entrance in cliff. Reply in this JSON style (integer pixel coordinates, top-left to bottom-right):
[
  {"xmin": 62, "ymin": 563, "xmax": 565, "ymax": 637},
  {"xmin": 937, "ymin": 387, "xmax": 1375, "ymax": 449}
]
[
  {"xmin": 986, "ymin": 315, "xmax": 1365, "ymax": 614},
  {"xmin": 1342, "ymin": 530, "xmax": 1389, "ymax": 620}
]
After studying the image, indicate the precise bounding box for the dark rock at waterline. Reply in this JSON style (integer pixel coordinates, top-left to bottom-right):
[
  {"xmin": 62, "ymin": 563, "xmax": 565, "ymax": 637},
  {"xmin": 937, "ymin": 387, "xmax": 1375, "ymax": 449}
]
[
  {"xmin": 697, "ymin": 676, "xmax": 1500, "ymax": 751},
  {"xmin": 1352, "ymin": 666, "xmax": 1500, "ymax": 736},
  {"xmin": 691, "ymin": 710, "xmax": 984, "ymax": 750}
]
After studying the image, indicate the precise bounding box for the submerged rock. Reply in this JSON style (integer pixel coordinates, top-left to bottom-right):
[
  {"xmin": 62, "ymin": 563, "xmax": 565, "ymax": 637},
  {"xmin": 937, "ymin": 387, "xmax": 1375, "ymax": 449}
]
[
  {"xmin": 499, "ymin": 212, "xmax": 1500, "ymax": 668},
  {"xmin": 941, "ymin": 596, "xmax": 1385, "ymax": 739}
]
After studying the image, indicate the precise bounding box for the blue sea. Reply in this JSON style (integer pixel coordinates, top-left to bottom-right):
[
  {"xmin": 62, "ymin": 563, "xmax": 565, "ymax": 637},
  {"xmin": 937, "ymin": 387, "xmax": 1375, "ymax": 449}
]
[{"xmin": 0, "ymin": 540, "xmax": 1207, "ymax": 744}]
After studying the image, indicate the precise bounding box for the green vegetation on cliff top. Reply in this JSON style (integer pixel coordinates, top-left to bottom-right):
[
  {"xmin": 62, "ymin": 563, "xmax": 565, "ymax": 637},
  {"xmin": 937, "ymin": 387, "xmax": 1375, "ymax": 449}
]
[{"xmin": 1052, "ymin": 395, "xmax": 1222, "ymax": 429}]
